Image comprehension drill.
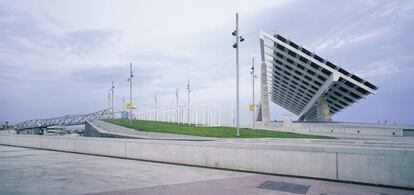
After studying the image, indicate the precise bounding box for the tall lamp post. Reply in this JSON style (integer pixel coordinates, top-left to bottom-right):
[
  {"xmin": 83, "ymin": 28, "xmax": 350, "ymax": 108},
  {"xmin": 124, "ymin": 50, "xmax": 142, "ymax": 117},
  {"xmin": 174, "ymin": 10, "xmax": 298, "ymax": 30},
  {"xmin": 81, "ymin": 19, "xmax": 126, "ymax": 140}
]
[
  {"xmin": 176, "ymin": 88, "xmax": 179, "ymax": 123},
  {"xmin": 250, "ymin": 57, "xmax": 257, "ymax": 130},
  {"xmin": 232, "ymin": 13, "xmax": 245, "ymax": 136},
  {"xmin": 122, "ymin": 96, "xmax": 125, "ymax": 111},
  {"xmin": 111, "ymin": 80, "xmax": 115, "ymax": 119},
  {"xmin": 187, "ymin": 79, "xmax": 191, "ymax": 126},
  {"xmin": 127, "ymin": 62, "xmax": 134, "ymax": 126},
  {"xmin": 154, "ymin": 94, "xmax": 157, "ymax": 121},
  {"xmin": 107, "ymin": 92, "xmax": 111, "ymax": 111}
]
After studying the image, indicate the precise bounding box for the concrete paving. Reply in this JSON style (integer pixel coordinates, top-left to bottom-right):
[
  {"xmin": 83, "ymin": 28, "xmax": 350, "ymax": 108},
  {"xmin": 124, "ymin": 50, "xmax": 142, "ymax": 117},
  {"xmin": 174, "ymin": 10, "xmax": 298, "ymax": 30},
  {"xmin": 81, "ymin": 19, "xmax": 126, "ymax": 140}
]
[
  {"xmin": 0, "ymin": 145, "xmax": 248, "ymax": 195},
  {"xmin": 1, "ymin": 145, "xmax": 413, "ymax": 195},
  {"xmin": 2, "ymin": 133, "xmax": 414, "ymax": 187}
]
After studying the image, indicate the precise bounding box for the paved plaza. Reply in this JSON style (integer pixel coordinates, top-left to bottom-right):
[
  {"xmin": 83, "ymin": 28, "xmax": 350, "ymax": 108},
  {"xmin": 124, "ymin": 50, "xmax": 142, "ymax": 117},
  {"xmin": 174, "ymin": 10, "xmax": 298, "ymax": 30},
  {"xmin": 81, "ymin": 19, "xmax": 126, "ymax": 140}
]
[{"xmin": 0, "ymin": 145, "xmax": 412, "ymax": 195}]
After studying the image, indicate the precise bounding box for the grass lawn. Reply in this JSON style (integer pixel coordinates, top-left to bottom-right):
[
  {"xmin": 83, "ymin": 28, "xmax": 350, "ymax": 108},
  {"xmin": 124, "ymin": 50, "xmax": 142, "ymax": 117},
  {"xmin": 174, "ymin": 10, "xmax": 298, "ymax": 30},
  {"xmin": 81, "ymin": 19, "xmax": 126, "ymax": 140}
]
[{"xmin": 104, "ymin": 119, "xmax": 333, "ymax": 139}]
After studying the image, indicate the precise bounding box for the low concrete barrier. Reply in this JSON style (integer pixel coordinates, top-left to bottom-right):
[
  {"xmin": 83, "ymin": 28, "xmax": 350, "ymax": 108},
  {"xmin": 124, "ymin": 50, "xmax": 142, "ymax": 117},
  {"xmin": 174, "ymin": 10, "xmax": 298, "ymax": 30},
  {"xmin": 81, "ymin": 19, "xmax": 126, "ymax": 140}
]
[
  {"xmin": 288, "ymin": 122, "xmax": 404, "ymax": 136},
  {"xmin": 0, "ymin": 134, "xmax": 413, "ymax": 188},
  {"xmin": 237, "ymin": 121, "xmax": 412, "ymax": 137}
]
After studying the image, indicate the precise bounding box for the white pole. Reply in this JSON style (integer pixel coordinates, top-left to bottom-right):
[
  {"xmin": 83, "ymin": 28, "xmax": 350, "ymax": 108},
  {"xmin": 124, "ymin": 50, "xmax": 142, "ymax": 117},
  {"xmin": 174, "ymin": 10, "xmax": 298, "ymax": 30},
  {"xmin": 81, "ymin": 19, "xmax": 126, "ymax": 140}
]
[
  {"xmin": 195, "ymin": 105, "xmax": 198, "ymax": 126},
  {"xmin": 235, "ymin": 13, "xmax": 240, "ymax": 136},
  {"xmin": 107, "ymin": 92, "xmax": 111, "ymax": 111},
  {"xmin": 111, "ymin": 80, "xmax": 115, "ymax": 119},
  {"xmin": 207, "ymin": 105, "xmax": 210, "ymax": 126},
  {"xmin": 213, "ymin": 105, "xmax": 215, "ymax": 126},
  {"xmin": 176, "ymin": 88, "xmax": 179, "ymax": 124},
  {"xmin": 210, "ymin": 105, "xmax": 213, "ymax": 126},
  {"xmin": 202, "ymin": 107, "xmax": 205, "ymax": 125},
  {"xmin": 129, "ymin": 62, "xmax": 133, "ymax": 126},
  {"xmin": 181, "ymin": 106, "xmax": 183, "ymax": 124},
  {"xmin": 122, "ymin": 96, "xmax": 125, "ymax": 112},
  {"xmin": 187, "ymin": 79, "xmax": 191, "ymax": 126},
  {"xmin": 252, "ymin": 57, "xmax": 255, "ymax": 130},
  {"xmin": 207, "ymin": 106, "xmax": 209, "ymax": 126},
  {"xmin": 231, "ymin": 100, "xmax": 234, "ymax": 126},
  {"xmin": 212, "ymin": 105, "xmax": 215, "ymax": 126},
  {"xmin": 219, "ymin": 103, "xmax": 221, "ymax": 126},
  {"xmin": 154, "ymin": 94, "xmax": 157, "ymax": 121},
  {"xmin": 181, "ymin": 106, "xmax": 184, "ymax": 124}
]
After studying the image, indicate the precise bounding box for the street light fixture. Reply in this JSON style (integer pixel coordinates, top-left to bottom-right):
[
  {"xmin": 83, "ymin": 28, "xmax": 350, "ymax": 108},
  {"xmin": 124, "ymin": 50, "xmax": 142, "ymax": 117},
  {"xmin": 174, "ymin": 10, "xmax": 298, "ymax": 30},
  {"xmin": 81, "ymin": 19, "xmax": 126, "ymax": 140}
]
[
  {"xmin": 250, "ymin": 57, "xmax": 257, "ymax": 130},
  {"xmin": 111, "ymin": 80, "xmax": 115, "ymax": 119},
  {"xmin": 232, "ymin": 13, "xmax": 245, "ymax": 137},
  {"xmin": 187, "ymin": 79, "xmax": 191, "ymax": 126},
  {"xmin": 127, "ymin": 62, "xmax": 134, "ymax": 126}
]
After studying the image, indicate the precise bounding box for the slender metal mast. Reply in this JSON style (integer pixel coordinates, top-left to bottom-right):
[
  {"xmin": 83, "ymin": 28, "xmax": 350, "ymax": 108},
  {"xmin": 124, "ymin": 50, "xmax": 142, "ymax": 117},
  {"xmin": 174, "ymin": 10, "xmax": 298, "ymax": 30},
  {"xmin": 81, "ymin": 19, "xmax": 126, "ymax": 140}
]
[
  {"xmin": 122, "ymin": 96, "xmax": 125, "ymax": 112},
  {"xmin": 107, "ymin": 92, "xmax": 111, "ymax": 111},
  {"xmin": 235, "ymin": 13, "xmax": 240, "ymax": 136},
  {"xmin": 111, "ymin": 80, "xmax": 115, "ymax": 119},
  {"xmin": 129, "ymin": 62, "xmax": 133, "ymax": 126},
  {"xmin": 176, "ymin": 88, "xmax": 179, "ymax": 123},
  {"xmin": 232, "ymin": 13, "xmax": 244, "ymax": 136},
  {"xmin": 154, "ymin": 94, "xmax": 157, "ymax": 121},
  {"xmin": 251, "ymin": 57, "xmax": 255, "ymax": 130},
  {"xmin": 187, "ymin": 79, "xmax": 191, "ymax": 126}
]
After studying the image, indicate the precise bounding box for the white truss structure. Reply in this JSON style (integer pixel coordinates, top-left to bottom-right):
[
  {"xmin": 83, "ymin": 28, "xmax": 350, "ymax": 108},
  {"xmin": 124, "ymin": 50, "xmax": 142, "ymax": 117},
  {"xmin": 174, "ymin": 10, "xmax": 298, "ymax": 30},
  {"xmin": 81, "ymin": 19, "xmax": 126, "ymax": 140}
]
[{"xmin": 15, "ymin": 109, "xmax": 112, "ymax": 130}]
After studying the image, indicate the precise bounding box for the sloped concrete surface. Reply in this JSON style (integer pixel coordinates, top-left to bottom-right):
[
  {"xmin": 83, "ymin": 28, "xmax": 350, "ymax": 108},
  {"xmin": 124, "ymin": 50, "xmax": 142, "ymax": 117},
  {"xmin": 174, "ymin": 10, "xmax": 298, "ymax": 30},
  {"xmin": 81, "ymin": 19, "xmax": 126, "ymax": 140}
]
[{"xmin": 86, "ymin": 119, "xmax": 214, "ymax": 141}]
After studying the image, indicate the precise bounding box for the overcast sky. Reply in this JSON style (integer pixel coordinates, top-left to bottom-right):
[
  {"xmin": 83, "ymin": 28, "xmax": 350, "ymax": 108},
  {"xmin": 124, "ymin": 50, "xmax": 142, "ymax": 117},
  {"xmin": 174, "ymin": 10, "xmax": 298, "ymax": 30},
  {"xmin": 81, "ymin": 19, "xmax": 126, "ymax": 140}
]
[{"xmin": 1, "ymin": 0, "xmax": 413, "ymax": 125}]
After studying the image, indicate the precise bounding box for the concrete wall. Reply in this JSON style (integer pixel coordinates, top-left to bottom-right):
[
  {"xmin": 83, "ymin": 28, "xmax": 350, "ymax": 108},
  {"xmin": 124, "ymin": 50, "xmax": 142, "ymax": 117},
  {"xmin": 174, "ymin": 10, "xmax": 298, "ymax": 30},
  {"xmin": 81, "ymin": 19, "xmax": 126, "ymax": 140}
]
[
  {"xmin": 252, "ymin": 121, "xmax": 409, "ymax": 137},
  {"xmin": 288, "ymin": 122, "xmax": 403, "ymax": 136},
  {"xmin": 0, "ymin": 134, "xmax": 413, "ymax": 188},
  {"xmin": 84, "ymin": 121, "xmax": 101, "ymax": 137}
]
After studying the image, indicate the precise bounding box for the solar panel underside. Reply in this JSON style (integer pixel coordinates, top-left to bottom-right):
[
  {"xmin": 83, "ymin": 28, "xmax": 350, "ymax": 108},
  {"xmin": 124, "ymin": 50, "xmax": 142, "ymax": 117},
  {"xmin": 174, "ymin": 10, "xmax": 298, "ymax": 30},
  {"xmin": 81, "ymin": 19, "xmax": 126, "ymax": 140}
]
[{"xmin": 261, "ymin": 33, "xmax": 377, "ymax": 121}]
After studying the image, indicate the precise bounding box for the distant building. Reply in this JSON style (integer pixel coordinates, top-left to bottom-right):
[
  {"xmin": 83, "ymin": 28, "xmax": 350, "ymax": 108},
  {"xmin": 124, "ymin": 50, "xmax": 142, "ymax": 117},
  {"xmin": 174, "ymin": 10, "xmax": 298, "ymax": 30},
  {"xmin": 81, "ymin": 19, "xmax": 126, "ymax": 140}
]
[{"xmin": 0, "ymin": 121, "xmax": 15, "ymax": 130}]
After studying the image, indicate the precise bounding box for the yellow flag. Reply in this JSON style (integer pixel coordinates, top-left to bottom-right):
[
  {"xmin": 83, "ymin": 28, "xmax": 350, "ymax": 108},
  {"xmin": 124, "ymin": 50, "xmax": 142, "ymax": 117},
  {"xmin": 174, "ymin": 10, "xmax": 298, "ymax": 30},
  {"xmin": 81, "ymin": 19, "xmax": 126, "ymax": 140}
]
[
  {"xmin": 249, "ymin": 104, "xmax": 254, "ymax": 111},
  {"xmin": 125, "ymin": 103, "xmax": 136, "ymax": 109}
]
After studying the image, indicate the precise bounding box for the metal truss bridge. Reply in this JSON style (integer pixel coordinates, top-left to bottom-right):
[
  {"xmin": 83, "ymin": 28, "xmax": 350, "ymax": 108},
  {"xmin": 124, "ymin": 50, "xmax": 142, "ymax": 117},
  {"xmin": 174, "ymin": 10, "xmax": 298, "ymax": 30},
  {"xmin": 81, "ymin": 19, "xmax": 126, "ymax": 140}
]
[{"xmin": 15, "ymin": 109, "xmax": 112, "ymax": 130}]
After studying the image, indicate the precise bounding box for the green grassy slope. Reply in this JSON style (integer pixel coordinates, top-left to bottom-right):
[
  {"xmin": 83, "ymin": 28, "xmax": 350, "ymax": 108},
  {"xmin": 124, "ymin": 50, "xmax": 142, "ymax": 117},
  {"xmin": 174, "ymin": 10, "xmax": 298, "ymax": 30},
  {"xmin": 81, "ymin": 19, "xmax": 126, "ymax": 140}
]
[{"xmin": 104, "ymin": 119, "xmax": 333, "ymax": 139}]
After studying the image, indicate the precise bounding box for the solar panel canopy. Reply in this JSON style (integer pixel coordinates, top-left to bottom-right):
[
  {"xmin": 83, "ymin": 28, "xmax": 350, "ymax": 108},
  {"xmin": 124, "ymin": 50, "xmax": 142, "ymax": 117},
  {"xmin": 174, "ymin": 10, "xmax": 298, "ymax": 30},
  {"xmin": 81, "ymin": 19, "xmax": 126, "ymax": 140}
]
[{"xmin": 259, "ymin": 31, "xmax": 377, "ymax": 121}]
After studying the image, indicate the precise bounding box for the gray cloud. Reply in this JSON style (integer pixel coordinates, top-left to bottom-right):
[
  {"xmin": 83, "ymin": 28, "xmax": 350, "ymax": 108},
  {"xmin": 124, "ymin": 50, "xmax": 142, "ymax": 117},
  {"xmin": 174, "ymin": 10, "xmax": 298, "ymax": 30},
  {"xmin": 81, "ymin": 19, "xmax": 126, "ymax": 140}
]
[
  {"xmin": 0, "ymin": 5, "xmax": 120, "ymax": 61},
  {"xmin": 59, "ymin": 29, "xmax": 120, "ymax": 56},
  {"xmin": 0, "ymin": 0, "xmax": 413, "ymax": 125}
]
